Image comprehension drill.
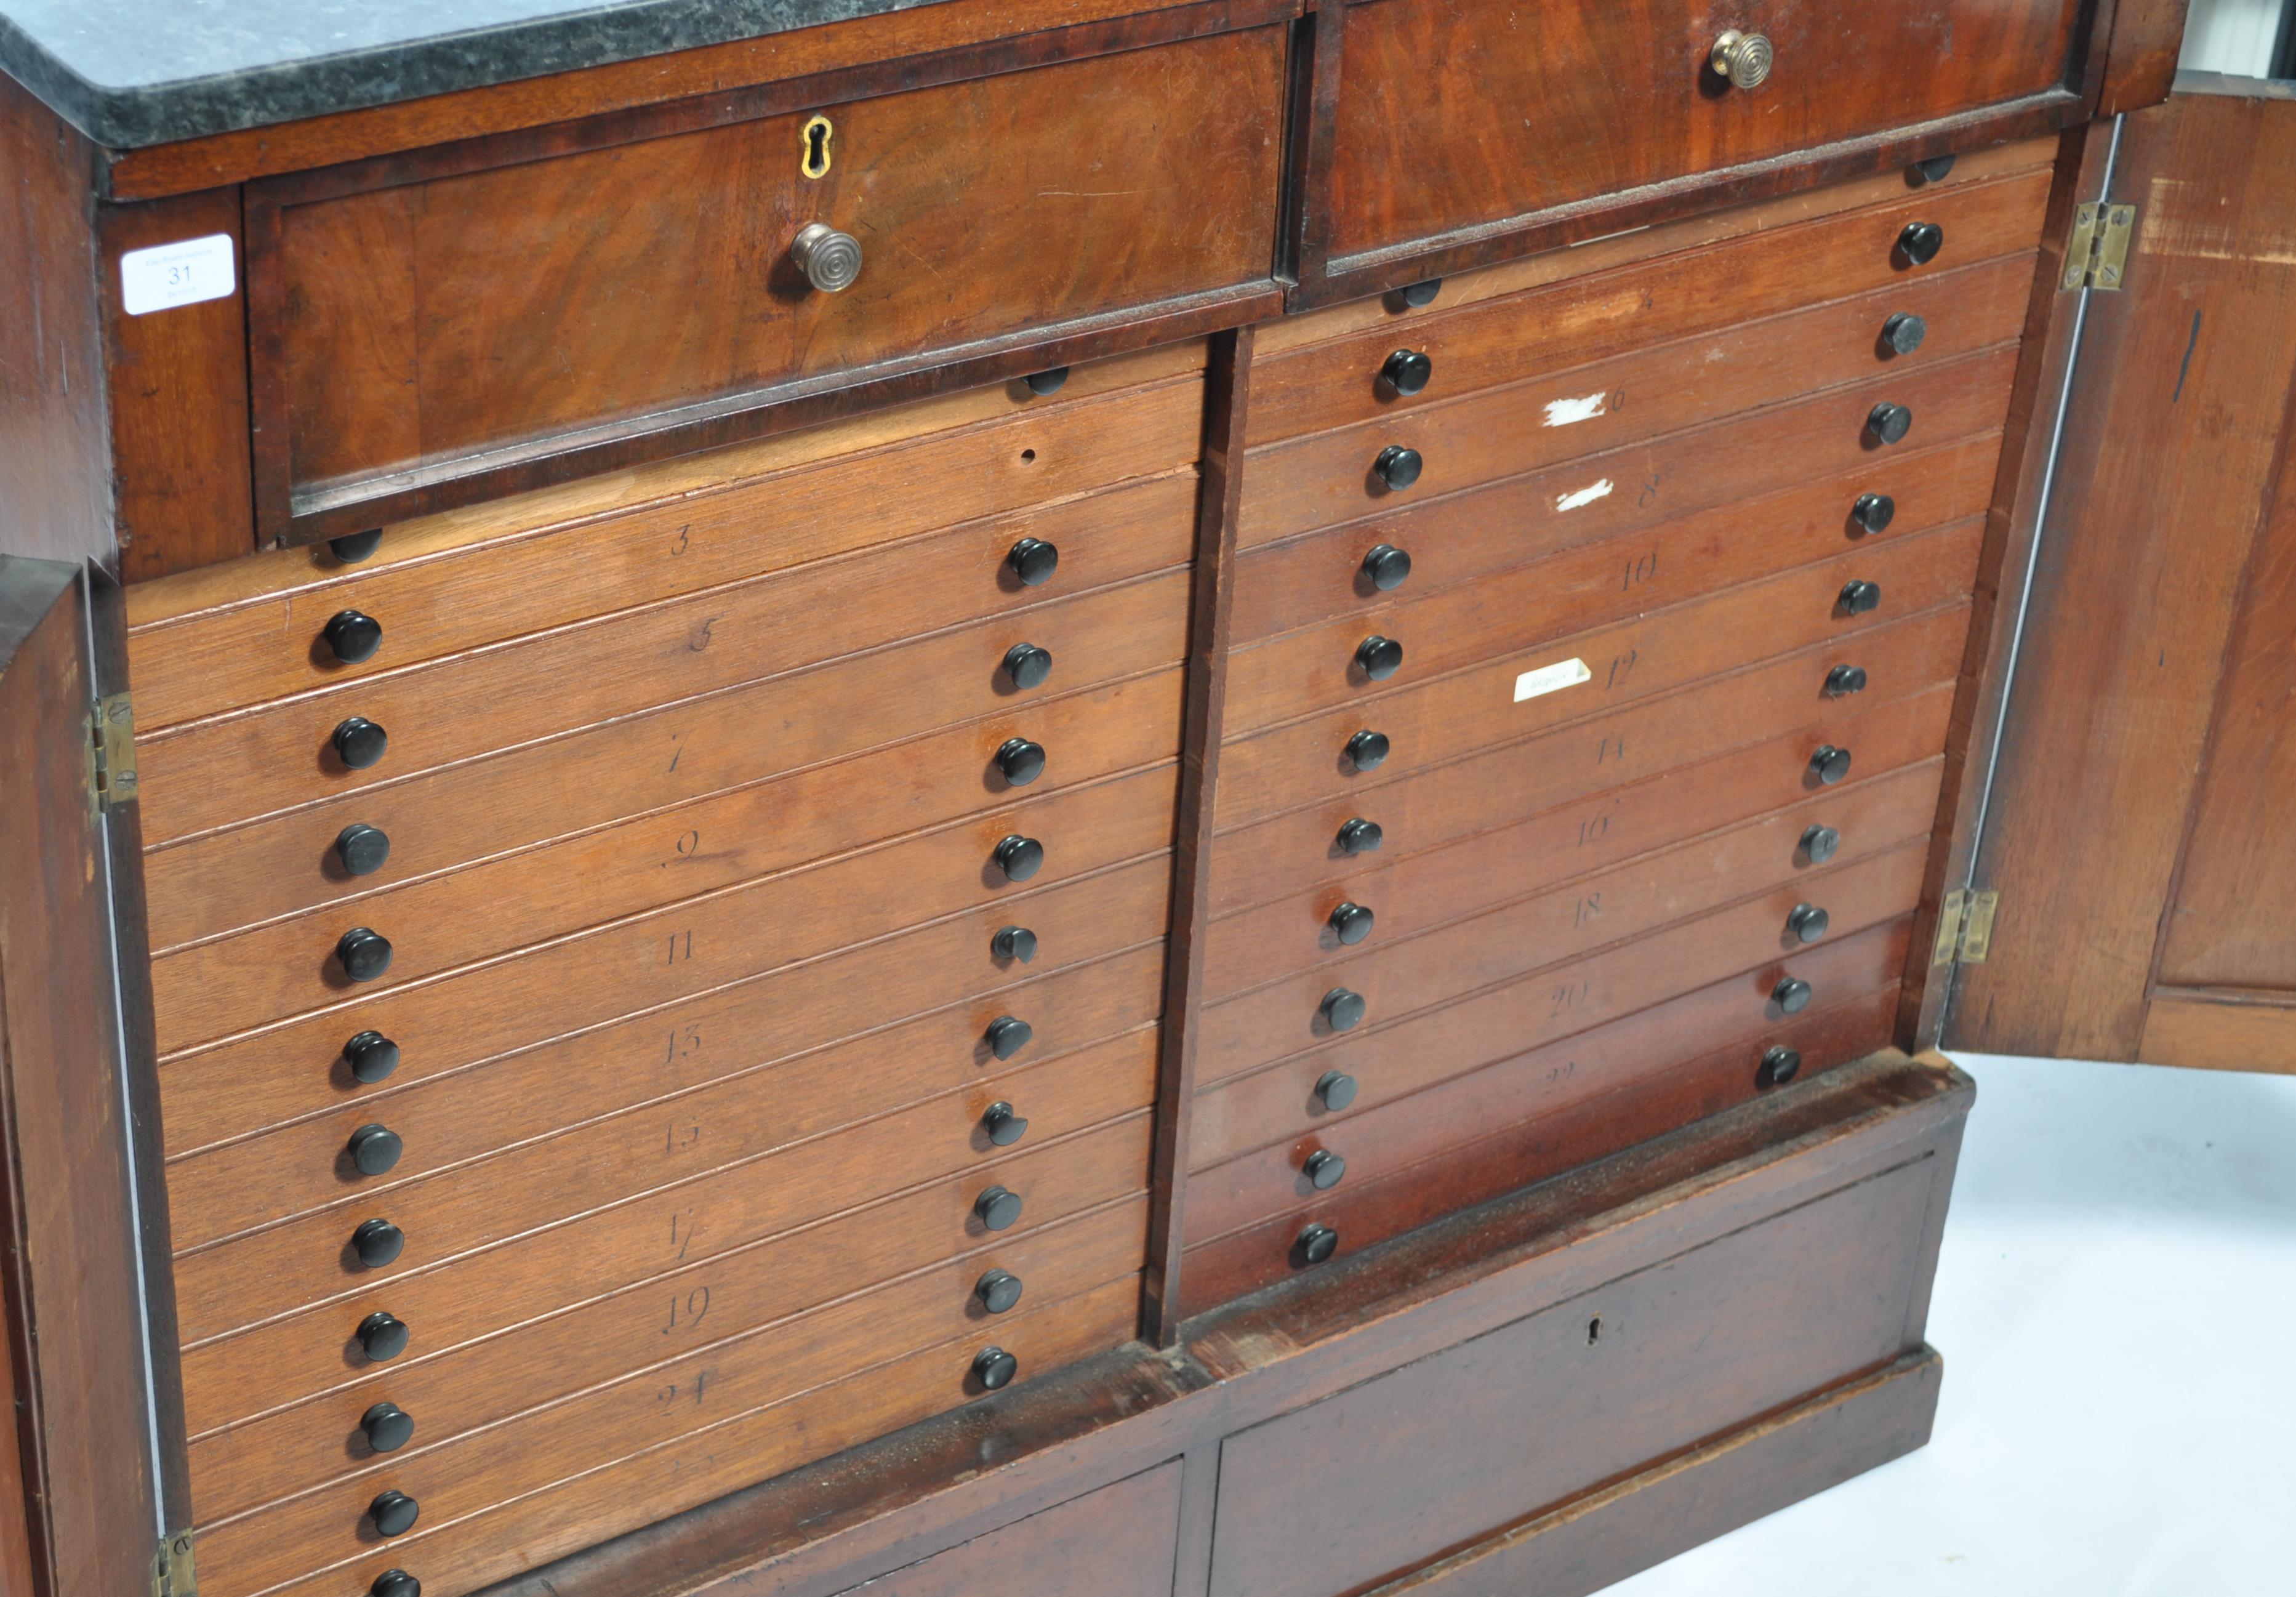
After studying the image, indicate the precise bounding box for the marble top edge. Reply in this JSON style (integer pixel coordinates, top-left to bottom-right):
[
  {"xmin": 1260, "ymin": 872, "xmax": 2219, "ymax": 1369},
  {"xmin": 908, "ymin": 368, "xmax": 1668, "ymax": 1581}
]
[{"xmin": 0, "ymin": 0, "xmax": 949, "ymax": 149}]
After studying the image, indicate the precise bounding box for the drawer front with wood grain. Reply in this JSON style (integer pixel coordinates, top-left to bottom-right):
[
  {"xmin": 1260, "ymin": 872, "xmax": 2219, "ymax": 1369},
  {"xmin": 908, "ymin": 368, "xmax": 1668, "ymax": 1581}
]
[
  {"xmin": 1324, "ymin": 0, "xmax": 2085, "ymax": 266},
  {"xmin": 253, "ymin": 26, "xmax": 1287, "ymax": 533}
]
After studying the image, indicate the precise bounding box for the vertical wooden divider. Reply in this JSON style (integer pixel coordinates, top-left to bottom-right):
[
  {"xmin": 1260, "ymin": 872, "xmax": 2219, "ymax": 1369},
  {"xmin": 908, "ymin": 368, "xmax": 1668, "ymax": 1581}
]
[{"xmin": 1143, "ymin": 324, "xmax": 1255, "ymax": 1346}]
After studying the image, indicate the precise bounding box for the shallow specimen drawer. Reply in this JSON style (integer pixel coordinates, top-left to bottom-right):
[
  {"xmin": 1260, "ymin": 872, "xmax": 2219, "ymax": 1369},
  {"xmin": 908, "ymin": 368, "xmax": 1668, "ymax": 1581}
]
[
  {"xmin": 1324, "ymin": 0, "xmax": 2085, "ymax": 267},
  {"xmin": 252, "ymin": 26, "xmax": 1288, "ymax": 532}
]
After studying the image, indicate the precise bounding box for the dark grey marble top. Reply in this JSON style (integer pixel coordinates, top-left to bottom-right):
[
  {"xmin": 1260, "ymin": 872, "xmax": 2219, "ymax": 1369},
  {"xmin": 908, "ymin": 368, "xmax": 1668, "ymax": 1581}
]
[{"xmin": 0, "ymin": 0, "xmax": 950, "ymax": 149}]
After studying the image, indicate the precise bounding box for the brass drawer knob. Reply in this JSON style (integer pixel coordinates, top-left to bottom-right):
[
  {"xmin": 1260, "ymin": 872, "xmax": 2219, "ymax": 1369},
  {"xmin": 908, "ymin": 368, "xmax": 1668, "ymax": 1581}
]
[
  {"xmin": 1710, "ymin": 29, "xmax": 1775, "ymax": 90},
  {"xmin": 791, "ymin": 222, "xmax": 863, "ymax": 292}
]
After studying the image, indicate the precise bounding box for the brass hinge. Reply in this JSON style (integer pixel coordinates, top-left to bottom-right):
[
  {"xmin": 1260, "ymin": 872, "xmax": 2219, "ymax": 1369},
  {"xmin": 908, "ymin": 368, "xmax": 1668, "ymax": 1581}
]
[
  {"xmin": 2061, "ymin": 201, "xmax": 2136, "ymax": 292},
  {"xmin": 1931, "ymin": 888, "xmax": 2001, "ymax": 967},
  {"xmin": 152, "ymin": 1531, "xmax": 196, "ymax": 1597},
  {"xmin": 89, "ymin": 692, "xmax": 138, "ymax": 811}
]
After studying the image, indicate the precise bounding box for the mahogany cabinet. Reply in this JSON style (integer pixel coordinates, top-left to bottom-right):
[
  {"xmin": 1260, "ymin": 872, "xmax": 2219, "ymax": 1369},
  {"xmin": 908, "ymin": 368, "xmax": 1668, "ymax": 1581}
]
[{"xmin": 17, "ymin": 4, "xmax": 2296, "ymax": 1596}]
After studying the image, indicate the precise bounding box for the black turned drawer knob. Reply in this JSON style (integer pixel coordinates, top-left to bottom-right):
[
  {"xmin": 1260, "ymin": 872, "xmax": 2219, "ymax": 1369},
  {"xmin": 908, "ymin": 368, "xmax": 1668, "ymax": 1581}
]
[
  {"xmin": 1006, "ymin": 537, "xmax": 1059, "ymax": 585},
  {"xmin": 348, "ymin": 1123, "xmax": 404, "ymax": 1177},
  {"xmin": 1320, "ymin": 988, "xmax": 1368, "ymax": 1032},
  {"xmin": 975, "ymin": 1186, "xmax": 1024, "ymax": 1231},
  {"xmin": 337, "ymin": 927, "xmax": 394, "ymax": 983},
  {"xmin": 1839, "ymin": 579, "xmax": 1883, "ymax": 616},
  {"xmin": 1810, "ymin": 745, "xmax": 1853, "ymax": 786},
  {"xmin": 353, "ymin": 1218, "xmax": 405, "ymax": 1268},
  {"xmin": 371, "ymin": 1571, "xmax": 422, "ymax": 1597},
  {"xmin": 1852, "ymin": 493, "xmax": 1897, "ymax": 533},
  {"xmin": 1400, "ymin": 278, "xmax": 1443, "ymax": 308},
  {"xmin": 1786, "ymin": 903, "xmax": 1832, "ymax": 944},
  {"xmin": 332, "ymin": 716, "xmax": 389, "ymax": 770},
  {"xmin": 985, "ymin": 1015, "xmax": 1034, "ymax": 1060},
  {"xmin": 1772, "ymin": 976, "xmax": 1815, "ymax": 1015},
  {"xmin": 1336, "ymin": 817, "xmax": 1384, "ymax": 855},
  {"xmin": 1361, "ymin": 543, "xmax": 1413, "ymax": 592},
  {"xmin": 1024, "ymin": 367, "xmax": 1070, "ymax": 396},
  {"xmin": 1824, "ymin": 664, "xmax": 1869, "ymax": 697},
  {"xmin": 1328, "ymin": 901, "xmax": 1376, "ymax": 945},
  {"xmin": 973, "ymin": 1346, "xmax": 1019, "ymax": 1391},
  {"xmin": 1709, "ymin": 28, "xmax": 1775, "ymax": 89},
  {"xmin": 344, "ymin": 1030, "xmax": 402, "ymax": 1084},
  {"xmin": 1297, "ymin": 1223, "xmax": 1339, "ymax": 1265},
  {"xmin": 329, "ymin": 529, "xmax": 384, "ymax": 565},
  {"xmin": 1867, "ymin": 403, "xmax": 1914, "ymax": 446},
  {"xmin": 1914, "ymin": 153, "xmax": 1957, "ymax": 182},
  {"xmin": 1002, "ymin": 642, "xmax": 1053, "ymax": 690},
  {"xmin": 1304, "ymin": 1149, "xmax": 1347, "ymax": 1191},
  {"xmin": 1881, "ymin": 312, "xmax": 1929, "ymax": 355},
  {"xmin": 1345, "ymin": 729, "xmax": 1391, "ymax": 770},
  {"xmin": 993, "ymin": 835, "xmax": 1045, "ymax": 882},
  {"xmin": 336, "ymin": 823, "xmax": 392, "ymax": 875},
  {"xmin": 1898, "ymin": 220, "xmax": 1946, "ymax": 266},
  {"xmin": 361, "ymin": 1401, "xmax": 416, "ymax": 1453},
  {"xmin": 1355, "ymin": 635, "xmax": 1405, "ymax": 681},
  {"xmin": 1373, "ymin": 445, "xmax": 1424, "ymax": 491},
  {"xmin": 358, "ymin": 1311, "xmax": 411, "ymax": 1362},
  {"xmin": 791, "ymin": 222, "xmax": 863, "ymax": 292},
  {"xmin": 1315, "ymin": 1070, "xmax": 1359, "ymax": 1111},
  {"xmin": 992, "ymin": 925, "xmax": 1038, "ymax": 964},
  {"xmin": 982, "ymin": 1102, "xmax": 1029, "ymax": 1146},
  {"xmin": 1800, "ymin": 824, "xmax": 1842, "ymax": 864},
  {"xmin": 1758, "ymin": 1046, "xmax": 1803, "ymax": 1088},
  {"xmin": 976, "ymin": 1268, "xmax": 1025, "ymax": 1314},
  {"xmin": 369, "ymin": 1489, "xmax": 420, "ymax": 1538},
  {"xmin": 323, "ymin": 609, "xmax": 384, "ymax": 664},
  {"xmin": 1381, "ymin": 348, "xmax": 1434, "ymax": 396},
  {"xmin": 996, "ymin": 738, "xmax": 1047, "ymax": 786}
]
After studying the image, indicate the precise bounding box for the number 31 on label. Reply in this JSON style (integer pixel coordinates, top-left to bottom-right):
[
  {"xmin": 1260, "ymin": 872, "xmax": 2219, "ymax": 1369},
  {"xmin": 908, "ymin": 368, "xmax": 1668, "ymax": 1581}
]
[{"xmin": 119, "ymin": 233, "xmax": 237, "ymax": 316}]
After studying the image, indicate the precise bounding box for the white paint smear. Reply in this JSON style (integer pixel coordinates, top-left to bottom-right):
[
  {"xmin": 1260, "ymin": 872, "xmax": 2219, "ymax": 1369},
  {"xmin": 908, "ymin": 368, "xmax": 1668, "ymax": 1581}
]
[
  {"xmin": 1555, "ymin": 479, "xmax": 1615, "ymax": 513},
  {"xmin": 1544, "ymin": 392, "xmax": 1609, "ymax": 427},
  {"xmin": 1515, "ymin": 658, "xmax": 1593, "ymax": 704}
]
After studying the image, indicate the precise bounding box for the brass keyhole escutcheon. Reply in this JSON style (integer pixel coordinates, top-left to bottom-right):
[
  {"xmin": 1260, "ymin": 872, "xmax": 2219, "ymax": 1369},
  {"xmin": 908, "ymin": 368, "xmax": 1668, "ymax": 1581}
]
[{"xmin": 801, "ymin": 115, "xmax": 835, "ymax": 179}]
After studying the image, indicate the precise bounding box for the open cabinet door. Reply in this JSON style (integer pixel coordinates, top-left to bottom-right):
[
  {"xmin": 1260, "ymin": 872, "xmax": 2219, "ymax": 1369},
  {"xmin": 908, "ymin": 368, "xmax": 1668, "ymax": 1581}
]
[
  {"xmin": 1938, "ymin": 75, "xmax": 2296, "ymax": 1070},
  {"xmin": 0, "ymin": 557, "xmax": 189, "ymax": 1594}
]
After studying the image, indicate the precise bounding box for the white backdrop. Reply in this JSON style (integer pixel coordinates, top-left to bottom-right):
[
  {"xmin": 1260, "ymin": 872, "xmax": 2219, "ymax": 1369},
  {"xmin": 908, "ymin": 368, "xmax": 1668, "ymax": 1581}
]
[
  {"xmin": 1609, "ymin": 1053, "xmax": 2296, "ymax": 1596},
  {"xmin": 2180, "ymin": 0, "xmax": 2291, "ymax": 73}
]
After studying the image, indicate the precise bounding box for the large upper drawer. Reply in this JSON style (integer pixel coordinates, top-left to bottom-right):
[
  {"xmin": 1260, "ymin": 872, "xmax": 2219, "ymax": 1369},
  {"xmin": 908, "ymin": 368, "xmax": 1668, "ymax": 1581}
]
[
  {"xmin": 1321, "ymin": 0, "xmax": 2090, "ymax": 277},
  {"xmin": 249, "ymin": 25, "xmax": 1288, "ymax": 536}
]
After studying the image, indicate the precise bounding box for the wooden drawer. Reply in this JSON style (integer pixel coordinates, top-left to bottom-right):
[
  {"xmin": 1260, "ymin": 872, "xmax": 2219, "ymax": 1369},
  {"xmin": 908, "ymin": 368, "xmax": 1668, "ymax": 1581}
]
[
  {"xmin": 1211, "ymin": 644, "xmax": 1962, "ymax": 922},
  {"xmin": 145, "ymin": 662, "xmax": 1182, "ymax": 957},
  {"xmin": 190, "ymin": 1195, "xmax": 1149, "ymax": 1525},
  {"xmin": 168, "ymin": 943, "xmax": 1165, "ymax": 1253},
  {"xmin": 135, "ymin": 550, "xmax": 1192, "ymax": 848},
  {"xmin": 160, "ymin": 848, "xmax": 1173, "ymax": 1157},
  {"xmin": 1184, "ymin": 959, "xmax": 1906, "ymax": 1309},
  {"xmin": 1213, "ymin": 520, "xmax": 1983, "ymax": 832},
  {"xmin": 1253, "ymin": 161, "xmax": 2050, "ymax": 446},
  {"xmin": 1195, "ymin": 1072, "xmax": 1932, "ymax": 1597},
  {"xmin": 1238, "ymin": 273, "xmax": 2031, "ymax": 548},
  {"xmin": 1324, "ymin": 0, "xmax": 2084, "ymax": 265},
  {"xmin": 1192, "ymin": 821, "xmax": 1931, "ymax": 1090},
  {"xmin": 179, "ymin": 1112, "xmax": 1152, "ymax": 1439},
  {"xmin": 254, "ymin": 27, "xmax": 1286, "ymax": 535},
  {"xmin": 172, "ymin": 1024, "xmax": 1158, "ymax": 1346},
  {"xmin": 1192, "ymin": 913, "xmax": 1911, "ymax": 1172},
  {"xmin": 151, "ymin": 757, "xmax": 1179, "ymax": 1053},
  {"xmin": 126, "ymin": 350, "xmax": 1205, "ymax": 731},
  {"xmin": 236, "ymin": 1276, "xmax": 1142, "ymax": 1597},
  {"xmin": 1205, "ymin": 758, "xmax": 1945, "ymax": 1012},
  {"xmin": 1187, "ymin": 947, "xmax": 1906, "ymax": 1250},
  {"xmin": 1224, "ymin": 435, "xmax": 1990, "ymax": 735}
]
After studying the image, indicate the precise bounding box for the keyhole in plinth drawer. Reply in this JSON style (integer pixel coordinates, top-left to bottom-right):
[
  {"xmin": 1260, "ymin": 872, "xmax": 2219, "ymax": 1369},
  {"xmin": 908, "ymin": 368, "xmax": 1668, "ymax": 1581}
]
[
  {"xmin": 801, "ymin": 115, "xmax": 834, "ymax": 179},
  {"xmin": 1587, "ymin": 1314, "xmax": 1604, "ymax": 1345}
]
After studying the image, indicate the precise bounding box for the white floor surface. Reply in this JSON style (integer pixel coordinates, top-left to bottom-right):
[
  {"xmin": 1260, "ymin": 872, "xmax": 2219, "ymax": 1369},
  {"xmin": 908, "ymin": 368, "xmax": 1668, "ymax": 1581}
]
[{"xmin": 1608, "ymin": 1052, "xmax": 2296, "ymax": 1596}]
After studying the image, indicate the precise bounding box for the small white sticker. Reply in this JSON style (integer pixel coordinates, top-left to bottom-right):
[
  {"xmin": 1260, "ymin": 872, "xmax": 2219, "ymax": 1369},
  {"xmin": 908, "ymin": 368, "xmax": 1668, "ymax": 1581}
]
[
  {"xmin": 1544, "ymin": 392, "xmax": 1609, "ymax": 427},
  {"xmin": 1555, "ymin": 479, "xmax": 1615, "ymax": 513},
  {"xmin": 1514, "ymin": 657, "xmax": 1593, "ymax": 703},
  {"xmin": 120, "ymin": 234, "xmax": 237, "ymax": 316}
]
